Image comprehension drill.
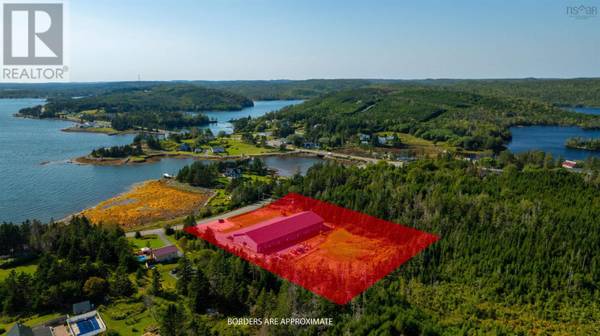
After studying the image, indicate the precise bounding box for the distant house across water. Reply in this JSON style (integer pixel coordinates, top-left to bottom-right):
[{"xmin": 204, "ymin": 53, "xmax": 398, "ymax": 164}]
[
  {"xmin": 211, "ymin": 146, "xmax": 225, "ymax": 154},
  {"xmin": 224, "ymin": 167, "xmax": 242, "ymax": 179},
  {"xmin": 178, "ymin": 143, "xmax": 192, "ymax": 152},
  {"xmin": 562, "ymin": 160, "xmax": 577, "ymax": 169}
]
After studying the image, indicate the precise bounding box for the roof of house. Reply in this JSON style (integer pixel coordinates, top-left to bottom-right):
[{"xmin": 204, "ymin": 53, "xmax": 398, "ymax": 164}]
[
  {"xmin": 7, "ymin": 323, "xmax": 34, "ymax": 336},
  {"xmin": 73, "ymin": 300, "xmax": 92, "ymax": 315},
  {"xmin": 31, "ymin": 326, "xmax": 52, "ymax": 336},
  {"xmin": 240, "ymin": 211, "xmax": 324, "ymax": 245},
  {"xmin": 153, "ymin": 245, "xmax": 179, "ymax": 257}
]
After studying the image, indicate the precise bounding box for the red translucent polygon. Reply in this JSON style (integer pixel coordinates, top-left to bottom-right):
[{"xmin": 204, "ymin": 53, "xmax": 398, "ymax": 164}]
[{"xmin": 185, "ymin": 193, "xmax": 439, "ymax": 304}]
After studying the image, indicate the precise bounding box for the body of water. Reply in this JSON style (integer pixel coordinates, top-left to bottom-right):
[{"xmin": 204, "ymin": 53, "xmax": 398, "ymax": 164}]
[
  {"xmin": 263, "ymin": 156, "xmax": 325, "ymax": 177},
  {"xmin": 508, "ymin": 107, "xmax": 600, "ymax": 160},
  {"xmin": 566, "ymin": 106, "xmax": 600, "ymax": 116},
  {"xmin": 202, "ymin": 100, "xmax": 303, "ymax": 134},
  {"xmin": 0, "ymin": 99, "xmax": 316, "ymax": 223},
  {"xmin": 508, "ymin": 126, "xmax": 600, "ymax": 160}
]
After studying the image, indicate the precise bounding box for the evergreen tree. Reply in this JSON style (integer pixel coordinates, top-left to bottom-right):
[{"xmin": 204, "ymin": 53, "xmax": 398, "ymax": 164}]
[
  {"xmin": 176, "ymin": 256, "xmax": 193, "ymax": 296},
  {"xmin": 150, "ymin": 267, "xmax": 162, "ymax": 296},
  {"xmin": 188, "ymin": 270, "xmax": 210, "ymax": 314},
  {"xmin": 109, "ymin": 266, "xmax": 134, "ymax": 297},
  {"xmin": 159, "ymin": 303, "xmax": 185, "ymax": 336}
]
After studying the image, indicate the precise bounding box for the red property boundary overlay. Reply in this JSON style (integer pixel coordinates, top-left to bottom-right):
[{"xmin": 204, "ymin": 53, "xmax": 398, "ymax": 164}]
[{"xmin": 185, "ymin": 193, "xmax": 439, "ymax": 304}]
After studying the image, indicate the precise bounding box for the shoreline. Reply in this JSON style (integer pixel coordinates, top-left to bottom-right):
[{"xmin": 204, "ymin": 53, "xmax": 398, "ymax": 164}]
[
  {"xmin": 565, "ymin": 145, "xmax": 600, "ymax": 152},
  {"xmin": 71, "ymin": 150, "xmax": 313, "ymax": 166},
  {"xmin": 61, "ymin": 179, "xmax": 214, "ymax": 226},
  {"xmin": 61, "ymin": 127, "xmax": 137, "ymax": 136}
]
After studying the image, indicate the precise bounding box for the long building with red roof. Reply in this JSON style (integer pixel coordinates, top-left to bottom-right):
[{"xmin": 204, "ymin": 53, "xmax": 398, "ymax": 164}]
[{"xmin": 230, "ymin": 211, "xmax": 324, "ymax": 253}]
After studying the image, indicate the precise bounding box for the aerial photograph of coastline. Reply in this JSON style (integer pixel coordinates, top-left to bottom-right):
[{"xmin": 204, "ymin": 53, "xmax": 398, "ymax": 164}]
[{"xmin": 1, "ymin": 1, "xmax": 600, "ymax": 335}]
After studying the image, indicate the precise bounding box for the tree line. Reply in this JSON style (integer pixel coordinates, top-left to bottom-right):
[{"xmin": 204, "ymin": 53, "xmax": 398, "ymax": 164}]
[{"xmin": 90, "ymin": 144, "xmax": 143, "ymax": 158}]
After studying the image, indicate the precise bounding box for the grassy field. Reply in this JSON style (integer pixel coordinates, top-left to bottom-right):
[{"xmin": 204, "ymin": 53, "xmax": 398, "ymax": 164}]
[
  {"xmin": 207, "ymin": 189, "xmax": 230, "ymax": 208},
  {"xmin": 100, "ymin": 299, "xmax": 157, "ymax": 336},
  {"xmin": 160, "ymin": 136, "xmax": 274, "ymax": 156},
  {"xmin": 220, "ymin": 137, "xmax": 273, "ymax": 155},
  {"xmin": 154, "ymin": 264, "xmax": 178, "ymax": 290},
  {"xmin": 0, "ymin": 260, "xmax": 38, "ymax": 281},
  {"xmin": 338, "ymin": 132, "xmax": 486, "ymax": 159},
  {"xmin": 81, "ymin": 180, "xmax": 212, "ymax": 228},
  {"xmin": 128, "ymin": 234, "xmax": 166, "ymax": 249}
]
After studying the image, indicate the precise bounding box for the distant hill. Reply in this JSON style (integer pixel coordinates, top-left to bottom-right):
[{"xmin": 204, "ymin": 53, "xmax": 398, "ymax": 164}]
[
  {"xmin": 235, "ymin": 86, "xmax": 600, "ymax": 151},
  {"xmin": 0, "ymin": 79, "xmax": 372, "ymax": 100},
  {"xmin": 195, "ymin": 79, "xmax": 372, "ymax": 100},
  {"xmin": 42, "ymin": 84, "xmax": 254, "ymax": 115},
  {"xmin": 3, "ymin": 78, "xmax": 600, "ymax": 106},
  {"xmin": 16, "ymin": 84, "xmax": 254, "ymax": 131},
  {"xmin": 439, "ymin": 78, "xmax": 600, "ymax": 108}
]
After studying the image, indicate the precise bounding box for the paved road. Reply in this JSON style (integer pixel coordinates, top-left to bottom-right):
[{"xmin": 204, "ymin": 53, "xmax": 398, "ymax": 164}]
[
  {"xmin": 154, "ymin": 231, "xmax": 171, "ymax": 246},
  {"xmin": 125, "ymin": 199, "xmax": 272, "ymax": 238},
  {"xmin": 296, "ymin": 148, "xmax": 405, "ymax": 167}
]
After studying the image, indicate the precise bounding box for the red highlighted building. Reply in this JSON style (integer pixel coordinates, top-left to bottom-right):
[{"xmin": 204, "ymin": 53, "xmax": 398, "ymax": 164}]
[
  {"xmin": 229, "ymin": 211, "xmax": 325, "ymax": 253},
  {"xmin": 186, "ymin": 193, "xmax": 439, "ymax": 304}
]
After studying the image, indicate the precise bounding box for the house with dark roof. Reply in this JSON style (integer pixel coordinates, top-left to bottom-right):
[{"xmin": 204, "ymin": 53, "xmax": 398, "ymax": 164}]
[
  {"xmin": 73, "ymin": 301, "xmax": 93, "ymax": 315},
  {"xmin": 30, "ymin": 326, "xmax": 52, "ymax": 336},
  {"xmin": 178, "ymin": 143, "xmax": 192, "ymax": 152},
  {"xmin": 211, "ymin": 146, "xmax": 225, "ymax": 154},
  {"xmin": 230, "ymin": 211, "xmax": 324, "ymax": 253},
  {"xmin": 224, "ymin": 167, "xmax": 242, "ymax": 178},
  {"xmin": 152, "ymin": 245, "xmax": 181, "ymax": 263},
  {"xmin": 6, "ymin": 323, "xmax": 34, "ymax": 336},
  {"xmin": 6, "ymin": 323, "xmax": 52, "ymax": 336}
]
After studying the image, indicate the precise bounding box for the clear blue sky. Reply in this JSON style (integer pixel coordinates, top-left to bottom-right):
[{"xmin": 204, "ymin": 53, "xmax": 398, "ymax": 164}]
[{"xmin": 69, "ymin": 0, "xmax": 600, "ymax": 81}]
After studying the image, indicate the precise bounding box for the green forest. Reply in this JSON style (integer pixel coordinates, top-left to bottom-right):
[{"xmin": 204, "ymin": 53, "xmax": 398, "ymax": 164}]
[
  {"xmin": 442, "ymin": 78, "xmax": 600, "ymax": 107},
  {"xmin": 0, "ymin": 217, "xmax": 136, "ymax": 315}
]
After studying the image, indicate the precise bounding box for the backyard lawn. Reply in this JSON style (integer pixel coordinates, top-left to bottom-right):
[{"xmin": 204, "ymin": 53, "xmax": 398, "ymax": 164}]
[
  {"xmin": 100, "ymin": 299, "xmax": 157, "ymax": 336},
  {"xmin": 128, "ymin": 234, "xmax": 165, "ymax": 249}
]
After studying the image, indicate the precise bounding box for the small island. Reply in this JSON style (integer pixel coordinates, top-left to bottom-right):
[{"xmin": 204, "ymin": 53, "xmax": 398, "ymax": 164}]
[{"xmin": 565, "ymin": 137, "xmax": 600, "ymax": 151}]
